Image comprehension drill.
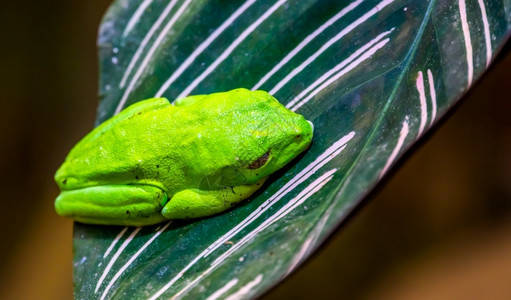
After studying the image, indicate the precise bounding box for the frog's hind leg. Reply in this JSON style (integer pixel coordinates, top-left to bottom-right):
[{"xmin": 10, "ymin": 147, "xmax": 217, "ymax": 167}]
[
  {"xmin": 162, "ymin": 178, "xmax": 267, "ymax": 219},
  {"xmin": 55, "ymin": 185, "xmax": 169, "ymax": 226}
]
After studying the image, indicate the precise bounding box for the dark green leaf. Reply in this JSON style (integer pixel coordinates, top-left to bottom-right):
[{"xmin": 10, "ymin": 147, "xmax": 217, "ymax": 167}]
[{"xmin": 74, "ymin": 0, "xmax": 511, "ymax": 299}]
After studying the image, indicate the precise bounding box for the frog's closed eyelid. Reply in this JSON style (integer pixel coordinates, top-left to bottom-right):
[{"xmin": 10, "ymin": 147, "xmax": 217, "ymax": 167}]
[{"xmin": 247, "ymin": 151, "xmax": 270, "ymax": 169}]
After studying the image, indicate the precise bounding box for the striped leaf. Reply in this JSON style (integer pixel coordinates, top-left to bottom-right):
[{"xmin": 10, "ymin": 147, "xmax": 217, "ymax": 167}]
[{"xmin": 74, "ymin": 0, "xmax": 511, "ymax": 299}]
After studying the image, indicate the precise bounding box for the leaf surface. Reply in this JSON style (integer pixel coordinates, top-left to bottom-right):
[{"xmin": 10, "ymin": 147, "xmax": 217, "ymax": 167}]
[{"xmin": 74, "ymin": 0, "xmax": 511, "ymax": 299}]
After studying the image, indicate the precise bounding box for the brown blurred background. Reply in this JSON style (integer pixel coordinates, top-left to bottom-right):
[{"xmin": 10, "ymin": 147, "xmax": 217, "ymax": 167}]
[{"xmin": 1, "ymin": 1, "xmax": 511, "ymax": 299}]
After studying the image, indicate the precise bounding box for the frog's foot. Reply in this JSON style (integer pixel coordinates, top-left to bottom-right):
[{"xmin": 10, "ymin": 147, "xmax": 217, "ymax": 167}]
[
  {"xmin": 55, "ymin": 185, "xmax": 169, "ymax": 226},
  {"xmin": 161, "ymin": 178, "xmax": 267, "ymax": 219}
]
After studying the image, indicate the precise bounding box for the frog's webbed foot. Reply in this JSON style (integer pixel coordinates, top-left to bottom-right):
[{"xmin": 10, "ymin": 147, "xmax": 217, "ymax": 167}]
[
  {"xmin": 55, "ymin": 185, "xmax": 169, "ymax": 226},
  {"xmin": 162, "ymin": 178, "xmax": 267, "ymax": 219}
]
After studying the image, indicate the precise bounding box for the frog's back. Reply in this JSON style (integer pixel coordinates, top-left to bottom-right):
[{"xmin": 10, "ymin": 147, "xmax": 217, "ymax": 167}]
[
  {"xmin": 56, "ymin": 98, "xmax": 189, "ymax": 192},
  {"xmin": 55, "ymin": 90, "xmax": 264, "ymax": 193},
  {"xmin": 55, "ymin": 88, "xmax": 309, "ymax": 196}
]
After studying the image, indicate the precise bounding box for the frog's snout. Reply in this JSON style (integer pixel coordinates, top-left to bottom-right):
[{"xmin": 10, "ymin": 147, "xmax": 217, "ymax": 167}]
[
  {"xmin": 292, "ymin": 118, "xmax": 314, "ymax": 152},
  {"xmin": 307, "ymin": 120, "xmax": 314, "ymax": 133}
]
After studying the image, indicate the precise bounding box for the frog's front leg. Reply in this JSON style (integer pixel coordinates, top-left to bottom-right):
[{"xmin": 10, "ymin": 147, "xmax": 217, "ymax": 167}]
[
  {"xmin": 55, "ymin": 185, "xmax": 169, "ymax": 226},
  {"xmin": 162, "ymin": 178, "xmax": 267, "ymax": 219}
]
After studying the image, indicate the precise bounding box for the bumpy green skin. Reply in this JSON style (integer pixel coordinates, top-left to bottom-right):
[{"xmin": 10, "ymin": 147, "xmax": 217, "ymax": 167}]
[{"xmin": 55, "ymin": 88, "xmax": 313, "ymax": 226}]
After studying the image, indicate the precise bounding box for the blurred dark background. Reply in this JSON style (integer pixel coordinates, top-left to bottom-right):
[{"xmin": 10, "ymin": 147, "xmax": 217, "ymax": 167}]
[{"xmin": 1, "ymin": 1, "xmax": 511, "ymax": 299}]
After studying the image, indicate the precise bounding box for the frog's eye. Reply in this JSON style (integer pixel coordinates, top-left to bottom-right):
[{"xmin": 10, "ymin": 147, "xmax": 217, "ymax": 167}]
[{"xmin": 247, "ymin": 151, "xmax": 270, "ymax": 169}]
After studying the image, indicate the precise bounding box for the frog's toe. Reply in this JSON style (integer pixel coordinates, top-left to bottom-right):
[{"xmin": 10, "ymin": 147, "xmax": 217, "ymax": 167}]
[{"xmin": 55, "ymin": 185, "xmax": 169, "ymax": 226}]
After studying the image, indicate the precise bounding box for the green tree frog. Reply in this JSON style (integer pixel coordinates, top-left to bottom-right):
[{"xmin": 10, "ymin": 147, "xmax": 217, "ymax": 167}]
[{"xmin": 55, "ymin": 88, "xmax": 313, "ymax": 226}]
